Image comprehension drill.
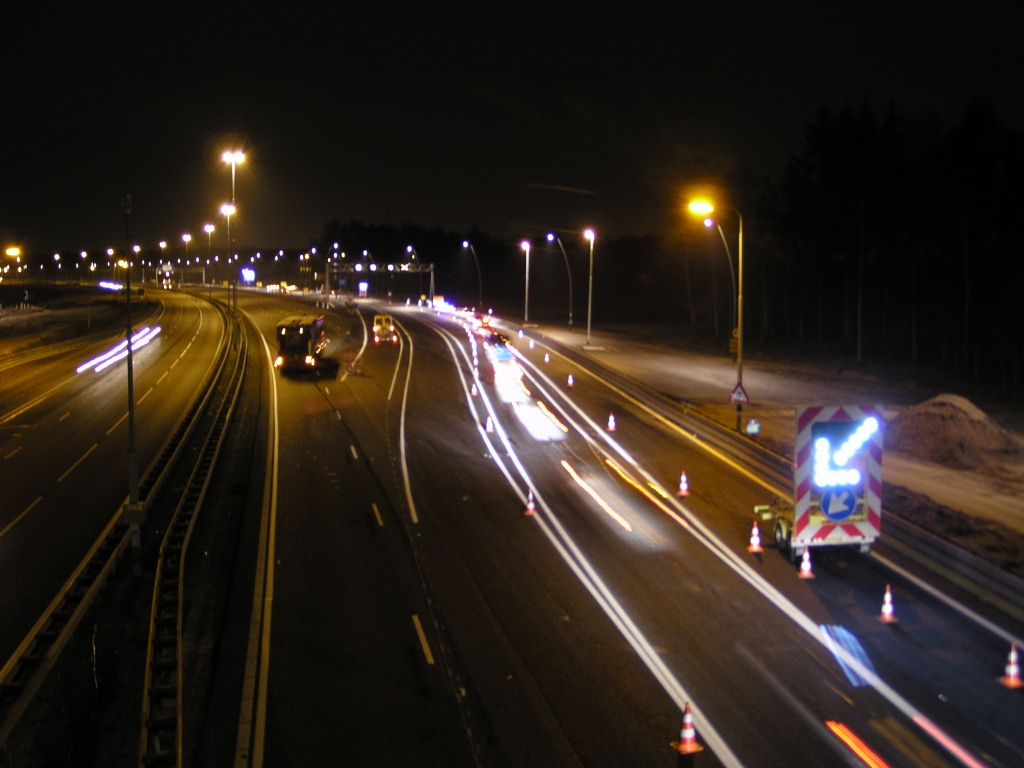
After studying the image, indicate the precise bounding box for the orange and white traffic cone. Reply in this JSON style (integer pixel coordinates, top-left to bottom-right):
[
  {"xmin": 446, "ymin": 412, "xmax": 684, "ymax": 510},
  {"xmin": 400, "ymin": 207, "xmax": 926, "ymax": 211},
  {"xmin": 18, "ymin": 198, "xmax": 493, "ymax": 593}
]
[
  {"xmin": 544, "ymin": 353, "xmax": 550, "ymax": 363},
  {"xmin": 529, "ymin": 339, "xmax": 535, "ymax": 348},
  {"xmin": 879, "ymin": 584, "xmax": 897, "ymax": 624},
  {"xmin": 671, "ymin": 702, "xmax": 704, "ymax": 755},
  {"xmin": 471, "ymin": 383, "xmax": 478, "ymax": 396},
  {"xmin": 677, "ymin": 472, "xmax": 690, "ymax": 497},
  {"xmin": 798, "ymin": 549, "xmax": 814, "ymax": 579},
  {"xmin": 607, "ymin": 413, "xmax": 616, "ymax": 431},
  {"xmin": 567, "ymin": 374, "xmax": 574, "ymax": 387},
  {"xmin": 1000, "ymin": 643, "xmax": 1024, "ymax": 689},
  {"xmin": 747, "ymin": 520, "xmax": 763, "ymax": 553},
  {"xmin": 485, "ymin": 416, "xmax": 494, "ymax": 433},
  {"xmin": 525, "ymin": 491, "xmax": 536, "ymax": 516}
]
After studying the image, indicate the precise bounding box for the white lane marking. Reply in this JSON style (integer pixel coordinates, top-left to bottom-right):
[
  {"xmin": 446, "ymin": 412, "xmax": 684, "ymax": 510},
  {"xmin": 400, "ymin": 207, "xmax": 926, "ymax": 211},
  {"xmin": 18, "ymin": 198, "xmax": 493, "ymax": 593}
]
[
  {"xmin": 138, "ymin": 386, "xmax": 154, "ymax": 404},
  {"xmin": 0, "ymin": 496, "xmax": 42, "ymax": 539},
  {"xmin": 372, "ymin": 503, "xmax": 383, "ymax": 527},
  {"xmin": 871, "ymin": 551, "xmax": 1024, "ymax": 648},
  {"xmin": 157, "ymin": 371, "xmax": 168, "ymax": 384},
  {"xmin": 350, "ymin": 445, "xmax": 359, "ymax": 461},
  {"xmin": 0, "ymin": 376, "xmax": 76, "ymax": 425},
  {"xmin": 431, "ymin": 324, "xmax": 745, "ymax": 767},
  {"xmin": 335, "ymin": 410, "xmax": 342, "ymax": 421},
  {"xmin": 511, "ymin": 346, "xmax": 988, "ymax": 768},
  {"xmin": 58, "ymin": 412, "xmax": 70, "ymax": 421},
  {"xmin": 4, "ymin": 446, "xmax": 22, "ymax": 460},
  {"xmin": 234, "ymin": 311, "xmax": 279, "ymax": 768},
  {"xmin": 392, "ymin": 319, "xmax": 418, "ymax": 524},
  {"xmin": 341, "ymin": 310, "xmax": 369, "ymax": 382},
  {"xmin": 57, "ymin": 443, "xmax": 98, "ymax": 483},
  {"xmin": 387, "ymin": 331, "xmax": 404, "ymax": 401},
  {"xmin": 527, "ymin": 337, "xmax": 788, "ymax": 498},
  {"xmin": 412, "ymin": 615, "xmax": 435, "ymax": 665},
  {"xmin": 106, "ymin": 412, "xmax": 128, "ymax": 435}
]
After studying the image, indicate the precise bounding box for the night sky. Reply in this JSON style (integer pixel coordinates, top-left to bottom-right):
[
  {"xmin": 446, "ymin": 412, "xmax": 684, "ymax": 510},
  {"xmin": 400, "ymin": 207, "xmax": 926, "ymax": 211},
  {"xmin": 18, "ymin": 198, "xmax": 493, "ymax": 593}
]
[{"xmin": 3, "ymin": 3, "xmax": 1022, "ymax": 255}]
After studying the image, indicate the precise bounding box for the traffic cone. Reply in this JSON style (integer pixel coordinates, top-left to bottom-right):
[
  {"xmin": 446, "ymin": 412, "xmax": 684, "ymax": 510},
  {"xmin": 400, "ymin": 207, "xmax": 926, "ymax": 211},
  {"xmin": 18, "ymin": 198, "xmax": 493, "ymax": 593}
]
[
  {"xmin": 879, "ymin": 584, "xmax": 897, "ymax": 624},
  {"xmin": 471, "ymin": 383, "xmax": 478, "ymax": 396},
  {"xmin": 1000, "ymin": 643, "xmax": 1024, "ymax": 689},
  {"xmin": 798, "ymin": 549, "xmax": 814, "ymax": 579},
  {"xmin": 677, "ymin": 472, "xmax": 690, "ymax": 497},
  {"xmin": 544, "ymin": 353, "xmax": 550, "ymax": 363},
  {"xmin": 567, "ymin": 374, "xmax": 574, "ymax": 387},
  {"xmin": 671, "ymin": 702, "xmax": 704, "ymax": 755},
  {"xmin": 607, "ymin": 413, "xmax": 616, "ymax": 431},
  {"xmin": 747, "ymin": 520, "xmax": 763, "ymax": 553},
  {"xmin": 529, "ymin": 339, "xmax": 535, "ymax": 349},
  {"xmin": 525, "ymin": 491, "xmax": 536, "ymax": 516},
  {"xmin": 485, "ymin": 416, "xmax": 494, "ymax": 433}
]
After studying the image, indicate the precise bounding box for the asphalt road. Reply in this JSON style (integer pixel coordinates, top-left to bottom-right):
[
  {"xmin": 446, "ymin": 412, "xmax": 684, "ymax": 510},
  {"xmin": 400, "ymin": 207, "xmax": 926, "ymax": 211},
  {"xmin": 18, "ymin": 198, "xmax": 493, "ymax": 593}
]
[
  {"xmin": 224, "ymin": 293, "xmax": 1024, "ymax": 768},
  {"xmin": 0, "ymin": 291, "xmax": 226, "ymax": 677}
]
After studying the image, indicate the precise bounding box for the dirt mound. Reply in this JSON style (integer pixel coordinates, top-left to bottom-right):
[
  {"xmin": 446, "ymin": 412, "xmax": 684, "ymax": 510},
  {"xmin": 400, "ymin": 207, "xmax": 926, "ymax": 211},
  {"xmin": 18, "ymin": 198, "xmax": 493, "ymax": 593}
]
[{"xmin": 884, "ymin": 394, "xmax": 1024, "ymax": 470}]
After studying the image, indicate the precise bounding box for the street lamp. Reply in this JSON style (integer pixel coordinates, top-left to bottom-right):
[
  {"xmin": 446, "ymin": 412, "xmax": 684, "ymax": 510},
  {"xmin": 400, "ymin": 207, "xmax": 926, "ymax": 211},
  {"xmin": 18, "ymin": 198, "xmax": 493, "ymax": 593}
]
[
  {"xmin": 583, "ymin": 229, "xmax": 595, "ymax": 346},
  {"xmin": 222, "ymin": 149, "xmax": 245, "ymax": 203},
  {"xmin": 462, "ymin": 240, "xmax": 483, "ymax": 310},
  {"xmin": 688, "ymin": 199, "xmax": 746, "ymax": 431},
  {"xmin": 546, "ymin": 233, "xmax": 573, "ymax": 327},
  {"xmin": 520, "ymin": 240, "xmax": 531, "ymax": 323},
  {"xmin": 182, "ymin": 233, "xmax": 191, "ymax": 276}
]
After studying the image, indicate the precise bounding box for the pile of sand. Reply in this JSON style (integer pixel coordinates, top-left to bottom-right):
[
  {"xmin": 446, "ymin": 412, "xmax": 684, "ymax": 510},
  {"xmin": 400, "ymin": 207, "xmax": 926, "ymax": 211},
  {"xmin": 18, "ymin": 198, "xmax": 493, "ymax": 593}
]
[{"xmin": 884, "ymin": 394, "xmax": 1024, "ymax": 471}]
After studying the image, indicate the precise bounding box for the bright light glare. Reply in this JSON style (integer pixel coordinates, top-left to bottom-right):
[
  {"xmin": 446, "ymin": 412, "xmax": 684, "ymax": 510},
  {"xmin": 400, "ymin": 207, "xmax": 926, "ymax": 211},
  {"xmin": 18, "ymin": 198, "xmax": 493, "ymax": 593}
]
[
  {"xmin": 204, "ymin": 223, "xmax": 215, "ymax": 234},
  {"xmin": 583, "ymin": 228, "xmax": 595, "ymax": 242},
  {"xmin": 77, "ymin": 326, "xmax": 162, "ymax": 373},
  {"xmin": 99, "ymin": 281, "xmax": 123, "ymax": 291},
  {"xmin": 562, "ymin": 461, "xmax": 632, "ymax": 532},
  {"xmin": 688, "ymin": 200, "xmax": 714, "ymax": 215},
  {"xmin": 510, "ymin": 402, "xmax": 566, "ymax": 441},
  {"xmin": 824, "ymin": 722, "xmax": 891, "ymax": 768},
  {"xmin": 222, "ymin": 149, "xmax": 245, "ymax": 164},
  {"xmin": 220, "ymin": 203, "xmax": 236, "ymax": 216},
  {"xmin": 520, "ymin": 240, "xmax": 530, "ymax": 253},
  {"xmin": 703, "ymin": 218, "xmax": 714, "ymax": 228},
  {"xmin": 182, "ymin": 233, "xmax": 191, "ymax": 243},
  {"xmin": 546, "ymin": 233, "xmax": 555, "ymax": 241},
  {"xmin": 5, "ymin": 247, "xmax": 20, "ymax": 257}
]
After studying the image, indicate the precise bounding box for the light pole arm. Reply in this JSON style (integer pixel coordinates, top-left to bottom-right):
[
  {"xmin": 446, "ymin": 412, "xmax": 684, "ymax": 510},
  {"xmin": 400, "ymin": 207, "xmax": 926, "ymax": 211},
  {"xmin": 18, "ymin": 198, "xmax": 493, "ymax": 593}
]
[
  {"xmin": 555, "ymin": 238, "xmax": 573, "ymax": 326},
  {"xmin": 469, "ymin": 245, "xmax": 482, "ymax": 309},
  {"xmin": 716, "ymin": 224, "xmax": 737, "ymax": 335}
]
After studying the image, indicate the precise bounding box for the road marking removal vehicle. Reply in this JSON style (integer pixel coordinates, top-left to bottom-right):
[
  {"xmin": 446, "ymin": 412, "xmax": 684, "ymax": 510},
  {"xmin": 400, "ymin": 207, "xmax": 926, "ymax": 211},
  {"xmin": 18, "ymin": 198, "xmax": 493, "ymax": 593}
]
[
  {"xmin": 758, "ymin": 405, "xmax": 883, "ymax": 560},
  {"xmin": 274, "ymin": 314, "xmax": 327, "ymax": 371}
]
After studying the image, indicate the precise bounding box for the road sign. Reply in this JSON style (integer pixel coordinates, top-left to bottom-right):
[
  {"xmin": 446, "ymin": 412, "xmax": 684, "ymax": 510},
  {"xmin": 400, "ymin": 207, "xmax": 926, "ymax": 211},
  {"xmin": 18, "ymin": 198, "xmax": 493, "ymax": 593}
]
[
  {"xmin": 729, "ymin": 337, "xmax": 738, "ymax": 354},
  {"xmin": 794, "ymin": 406, "xmax": 883, "ymax": 548},
  {"xmin": 729, "ymin": 383, "xmax": 749, "ymax": 403}
]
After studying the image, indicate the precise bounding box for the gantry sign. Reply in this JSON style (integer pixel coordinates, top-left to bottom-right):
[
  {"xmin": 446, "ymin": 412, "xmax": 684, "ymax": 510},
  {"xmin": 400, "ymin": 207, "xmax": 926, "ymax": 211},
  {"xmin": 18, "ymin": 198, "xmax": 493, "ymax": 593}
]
[{"xmin": 326, "ymin": 261, "xmax": 435, "ymax": 299}]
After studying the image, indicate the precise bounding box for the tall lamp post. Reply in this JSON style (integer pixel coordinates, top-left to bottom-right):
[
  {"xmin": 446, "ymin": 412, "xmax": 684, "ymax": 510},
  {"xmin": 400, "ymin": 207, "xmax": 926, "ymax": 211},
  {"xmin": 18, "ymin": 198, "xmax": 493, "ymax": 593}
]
[
  {"xmin": 703, "ymin": 217, "xmax": 736, "ymax": 338},
  {"xmin": 182, "ymin": 233, "xmax": 191, "ymax": 281},
  {"xmin": 222, "ymin": 149, "xmax": 245, "ymax": 203},
  {"xmin": 220, "ymin": 203, "xmax": 236, "ymax": 260},
  {"xmin": 121, "ymin": 194, "xmax": 142, "ymax": 566},
  {"xmin": 546, "ymin": 233, "xmax": 573, "ymax": 327},
  {"xmin": 689, "ymin": 199, "xmax": 745, "ymax": 431},
  {"xmin": 520, "ymin": 240, "xmax": 531, "ymax": 323},
  {"xmin": 583, "ymin": 229, "xmax": 596, "ymax": 347},
  {"xmin": 462, "ymin": 240, "xmax": 483, "ymax": 310}
]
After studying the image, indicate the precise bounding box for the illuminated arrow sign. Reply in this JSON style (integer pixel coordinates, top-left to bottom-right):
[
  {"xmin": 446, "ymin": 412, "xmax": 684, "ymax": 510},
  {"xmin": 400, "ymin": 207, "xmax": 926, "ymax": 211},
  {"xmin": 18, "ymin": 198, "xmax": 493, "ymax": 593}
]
[{"xmin": 812, "ymin": 417, "xmax": 879, "ymax": 488}]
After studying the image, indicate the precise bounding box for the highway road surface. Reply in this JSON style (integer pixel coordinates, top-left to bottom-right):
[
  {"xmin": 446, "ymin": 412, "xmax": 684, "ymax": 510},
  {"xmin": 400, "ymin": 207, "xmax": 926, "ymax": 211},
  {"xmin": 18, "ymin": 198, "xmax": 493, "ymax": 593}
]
[{"xmin": 223, "ymin": 293, "xmax": 1024, "ymax": 768}]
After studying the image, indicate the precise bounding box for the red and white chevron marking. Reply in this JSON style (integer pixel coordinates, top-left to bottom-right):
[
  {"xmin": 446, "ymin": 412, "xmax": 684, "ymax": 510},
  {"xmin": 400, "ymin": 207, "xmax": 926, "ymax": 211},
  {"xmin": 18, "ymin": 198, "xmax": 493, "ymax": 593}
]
[{"xmin": 794, "ymin": 405, "xmax": 883, "ymax": 548}]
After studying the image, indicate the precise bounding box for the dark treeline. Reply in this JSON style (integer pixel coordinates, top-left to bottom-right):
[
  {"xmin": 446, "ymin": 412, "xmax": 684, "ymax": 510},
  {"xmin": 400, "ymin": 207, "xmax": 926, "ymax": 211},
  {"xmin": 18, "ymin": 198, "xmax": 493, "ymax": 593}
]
[{"xmin": 312, "ymin": 98, "xmax": 1023, "ymax": 391}]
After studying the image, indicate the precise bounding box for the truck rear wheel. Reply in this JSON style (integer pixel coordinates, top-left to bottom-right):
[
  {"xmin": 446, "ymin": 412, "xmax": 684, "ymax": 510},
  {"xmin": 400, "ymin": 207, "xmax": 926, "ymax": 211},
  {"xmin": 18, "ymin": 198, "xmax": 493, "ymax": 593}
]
[{"xmin": 774, "ymin": 522, "xmax": 789, "ymax": 553}]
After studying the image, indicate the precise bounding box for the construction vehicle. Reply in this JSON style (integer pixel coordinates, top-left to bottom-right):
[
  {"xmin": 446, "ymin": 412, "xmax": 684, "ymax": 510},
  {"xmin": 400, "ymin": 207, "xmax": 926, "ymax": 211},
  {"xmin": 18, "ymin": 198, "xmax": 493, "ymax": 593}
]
[{"xmin": 274, "ymin": 315, "xmax": 327, "ymax": 371}]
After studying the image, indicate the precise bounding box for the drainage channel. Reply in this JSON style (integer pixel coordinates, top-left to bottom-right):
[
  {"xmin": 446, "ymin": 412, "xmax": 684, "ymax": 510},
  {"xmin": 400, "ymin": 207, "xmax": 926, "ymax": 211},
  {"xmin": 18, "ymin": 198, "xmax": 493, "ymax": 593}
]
[
  {"xmin": 138, "ymin": 317, "xmax": 248, "ymax": 767},
  {"xmin": 0, "ymin": 300, "xmax": 234, "ymax": 749}
]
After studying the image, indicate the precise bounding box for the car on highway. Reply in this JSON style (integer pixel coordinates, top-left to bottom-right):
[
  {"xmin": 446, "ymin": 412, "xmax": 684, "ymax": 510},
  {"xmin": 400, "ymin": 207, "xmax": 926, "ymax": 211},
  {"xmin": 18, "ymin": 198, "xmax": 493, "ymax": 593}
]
[{"xmin": 373, "ymin": 313, "xmax": 398, "ymax": 344}]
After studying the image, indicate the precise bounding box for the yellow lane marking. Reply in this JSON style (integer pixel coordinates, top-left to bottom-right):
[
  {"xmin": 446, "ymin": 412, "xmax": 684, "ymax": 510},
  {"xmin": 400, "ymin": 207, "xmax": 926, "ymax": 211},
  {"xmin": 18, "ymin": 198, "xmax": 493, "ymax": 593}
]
[
  {"xmin": 170, "ymin": 359, "xmax": 179, "ymax": 369},
  {"xmin": 0, "ymin": 496, "xmax": 43, "ymax": 539},
  {"xmin": 4, "ymin": 446, "xmax": 22, "ymax": 460},
  {"xmin": 138, "ymin": 386, "xmax": 154, "ymax": 403},
  {"xmin": 372, "ymin": 503, "xmax": 383, "ymax": 526},
  {"xmin": 349, "ymin": 445, "xmax": 359, "ymax": 460},
  {"xmin": 412, "ymin": 615, "xmax": 435, "ymax": 665},
  {"xmin": 106, "ymin": 413, "xmax": 128, "ymax": 435},
  {"xmin": 157, "ymin": 371, "xmax": 169, "ymax": 384},
  {"xmin": 57, "ymin": 443, "xmax": 98, "ymax": 483},
  {"xmin": 59, "ymin": 412, "xmax": 70, "ymax": 421}
]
